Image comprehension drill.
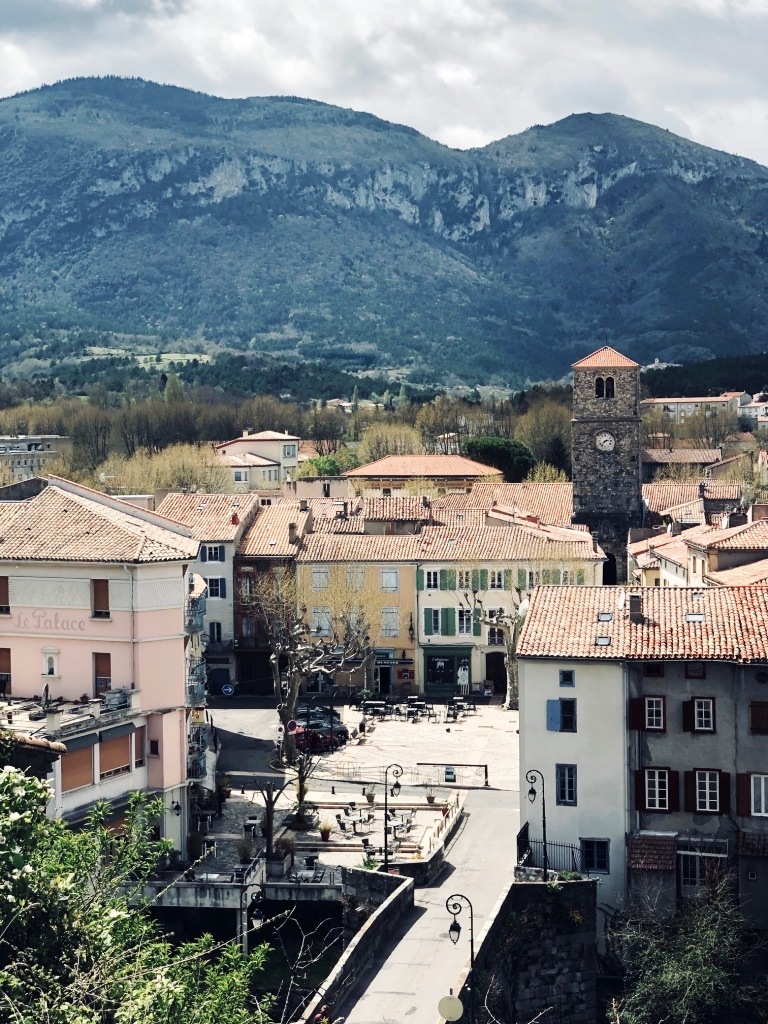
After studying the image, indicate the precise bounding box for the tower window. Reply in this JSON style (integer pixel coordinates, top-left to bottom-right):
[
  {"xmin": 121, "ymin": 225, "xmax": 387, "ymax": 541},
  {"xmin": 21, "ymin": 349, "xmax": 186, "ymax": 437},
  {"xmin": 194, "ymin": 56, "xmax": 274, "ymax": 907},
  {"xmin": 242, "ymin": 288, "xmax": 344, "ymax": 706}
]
[
  {"xmin": 605, "ymin": 376, "xmax": 615, "ymax": 398},
  {"xmin": 595, "ymin": 376, "xmax": 604, "ymax": 398}
]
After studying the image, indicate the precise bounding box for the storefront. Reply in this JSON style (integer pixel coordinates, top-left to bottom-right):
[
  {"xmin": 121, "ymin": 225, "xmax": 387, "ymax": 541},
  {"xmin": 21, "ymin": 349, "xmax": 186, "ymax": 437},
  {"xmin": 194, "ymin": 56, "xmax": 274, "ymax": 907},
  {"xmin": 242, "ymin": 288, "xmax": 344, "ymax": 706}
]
[
  {"xmin": 423, "ymin": 646, "xmax": 473, "ymax": 696},
  {"xmin": 375, "ymin": 650, "xmax": 416, "ymax": 695}
]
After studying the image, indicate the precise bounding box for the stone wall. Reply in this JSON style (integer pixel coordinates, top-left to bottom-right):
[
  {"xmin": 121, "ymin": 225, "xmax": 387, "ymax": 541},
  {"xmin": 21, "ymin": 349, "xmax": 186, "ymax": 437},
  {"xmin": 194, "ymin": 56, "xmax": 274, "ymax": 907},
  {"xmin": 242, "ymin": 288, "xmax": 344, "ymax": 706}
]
[{"xmin": 438, "ymin": 875, "xmax": 598, "ymax": 1024}]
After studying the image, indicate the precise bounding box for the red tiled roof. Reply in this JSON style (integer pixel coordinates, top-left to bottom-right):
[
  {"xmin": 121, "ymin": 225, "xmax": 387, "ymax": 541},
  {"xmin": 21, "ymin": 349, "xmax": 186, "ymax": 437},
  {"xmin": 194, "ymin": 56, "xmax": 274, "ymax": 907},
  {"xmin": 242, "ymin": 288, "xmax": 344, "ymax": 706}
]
[
  {"xmin": 706, "ymin": 558, "xmax": 768, "ymax": 586},
  {"xmin": 517, "ymin": 585, "xmax": 768, "ymax": 662},
  {"xmin": 156, "ymin": 492, "xmax": 261, "ymax": 541},
  {"xmin": 571, "ymin": 346, "xmax": 639, "ymax": 369},
  {"xmin": 362, "ymin": 497, "xmax": 432, "ymax": 521},
  {"xmin": 0, "ymin": 478, "xmax": 198, "ymax": 563},
  {"xmin": 697, "ymin": 519, "xmax": 768, "ymax": 552},
  {"xmin": 214, "ymin": 430, "xmax": 300, "ymax": 449},
  {"xmin": 738, "ymin": 831, "xmax": 768, "ymax": 857},
  {"xmin": 237, "ymin": 502, "xmax": 312, "ymax": 557},
  {"xmin": 642, "ymin": 448, "xmax": 720, "ymax": 464},
  {"xmin": 641, "ymin": 482, "xmax": 743, "ymax": 513},
  {"xmin": 470, "ymin": 482, "xmax": 574, "ymax": 526},
  {"xmin": 343, "ymin": 455, "xmax": 503, "ymax": 479},
  {"xmin": 627, "ymin": 833, "xmax": 677, "ymax": 871}
]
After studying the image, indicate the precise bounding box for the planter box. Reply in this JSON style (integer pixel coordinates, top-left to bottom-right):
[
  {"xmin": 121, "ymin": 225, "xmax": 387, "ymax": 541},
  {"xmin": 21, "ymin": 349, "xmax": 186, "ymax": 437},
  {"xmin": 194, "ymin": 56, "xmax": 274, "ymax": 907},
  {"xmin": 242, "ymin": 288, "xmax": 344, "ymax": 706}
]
[{"xmin": 266, "ymin": 854, "xmax": 292, "ymax": 878}]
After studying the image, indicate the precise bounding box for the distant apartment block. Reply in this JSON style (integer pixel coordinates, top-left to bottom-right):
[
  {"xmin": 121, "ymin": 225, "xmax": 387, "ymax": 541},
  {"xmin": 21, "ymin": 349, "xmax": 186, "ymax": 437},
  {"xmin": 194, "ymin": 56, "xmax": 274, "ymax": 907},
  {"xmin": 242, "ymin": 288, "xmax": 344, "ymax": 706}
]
[
  {"xmin": 0, "ymin": 434, "xmax": 72, "ymax": 482},
  {"xmin": 640, "ymin": 392, "xmax": 751, "ymax": 424},
  {"xmin": 214, "ymin": 430, "xmax": 300, "ymax": 489}
]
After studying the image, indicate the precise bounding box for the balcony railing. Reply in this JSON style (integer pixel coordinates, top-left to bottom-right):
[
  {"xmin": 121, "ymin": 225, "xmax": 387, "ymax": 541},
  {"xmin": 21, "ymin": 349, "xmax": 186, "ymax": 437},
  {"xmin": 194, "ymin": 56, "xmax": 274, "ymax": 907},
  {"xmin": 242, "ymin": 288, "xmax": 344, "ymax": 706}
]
[
  {"xmin": 185, "ymin": 680, "xmax": 206, "ymax": 706},
  {"xmin": 188, "ymin": 659, "xmax": 206, "ymax": 684},
  {"xmin": 517, "ymin": 823, "xmax": 586, "ymax": 874},
  {"xmin": 206, "ymin": 639, "xmax": 235, "ymax": 655},
  {"xmin": 187, "ymin": 750, "xmax": 207, "ymax": 780}
]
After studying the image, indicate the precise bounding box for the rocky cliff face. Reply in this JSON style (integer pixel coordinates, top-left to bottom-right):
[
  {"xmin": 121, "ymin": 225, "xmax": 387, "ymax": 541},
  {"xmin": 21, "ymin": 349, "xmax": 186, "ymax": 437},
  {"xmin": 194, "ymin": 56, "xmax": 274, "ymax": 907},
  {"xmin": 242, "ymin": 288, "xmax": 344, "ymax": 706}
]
[{"xmin": 1, "ymin": 78, "xmax": 767, "ymax": 384}]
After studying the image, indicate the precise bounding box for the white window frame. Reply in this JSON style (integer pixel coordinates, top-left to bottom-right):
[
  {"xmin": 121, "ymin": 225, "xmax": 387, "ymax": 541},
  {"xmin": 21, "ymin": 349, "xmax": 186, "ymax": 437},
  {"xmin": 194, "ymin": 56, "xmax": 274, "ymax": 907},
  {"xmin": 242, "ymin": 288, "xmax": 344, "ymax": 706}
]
[
  {"xmin": 234, "ymin": 470, "xmax": 243, "ymax": 482},
  {"xmin": 645, "ymin": 697, "xmax": 665, "ymax": 730},
  {"xmin": 381, "ymin": 568, "xmax": 399, "ymax": 593},
  {"xmin": 457, "ymin": 608, "xmax": 472, "ymax": 635},
  {"xmin": 206, "ymin": 545, "xmax": 224, "ymax": 562},
  {"xmin": 457, "ymin": 570, "xmax": 471, "ymax": 590},
  {"xmin": 41, "ymin": 647, "xmax": 60, "ymax": 679},
  {"xmin": 696, "ymin": 770, "xmax": 719, "ymax": 812},
  {"xmin": 207, "ymin": 577, "xmax": 225, "ymax": 599},
  {"xmin": 556, "ymin": 764, "xmax": 577, "ymax": 806},
  {"xmin": 646, "ymin": 768, "xmax": 669, "ymax": 811},
  {"xmin": 562, "ymin": 569, "xmax": 572, "ymax": 585},
  {"xmin": 527, "ymin": 570, "xmax": 540, "ymax": 589},
  {"xmin": 695, "ymin": 698, "xmax": 714, "ymax": 732},
  {"xmin": 209, "ymin": 621, "xmax": 222, "ymax": 644},
  {"xmin": 311, "ymin": 568, "xmax": 330, "ymax": 591},
  {"xmin": 283, "ymin": 444, "xmax": 296, "ymax": 458},
  {"xmin": 489, "ymin": 569, "xmax": 503, "ymax": 590},
  {"xmin": 752, "ymin": 775, "xmax": 768, "ymax": 816},
  {"xmin": 240, "ymin": 576, "xmax": 254, "ymax": 601},
  {"xmin": 430, "ymin": 609, "xmax": 441, "ymax": 635},
  {"xmin": 488, "ymin": 626, "xmax": 504, "ymax": 646},
  {"xmin": 381, "ymin": 607, "xmax": 399, "ymax": 638},
  {"xmin": 311, "ymin": 607, "xmax": 332, "ymax": 637},
  {"xmin": 426, "ymin": 570, "xmax": 439, "ymax": 590}
]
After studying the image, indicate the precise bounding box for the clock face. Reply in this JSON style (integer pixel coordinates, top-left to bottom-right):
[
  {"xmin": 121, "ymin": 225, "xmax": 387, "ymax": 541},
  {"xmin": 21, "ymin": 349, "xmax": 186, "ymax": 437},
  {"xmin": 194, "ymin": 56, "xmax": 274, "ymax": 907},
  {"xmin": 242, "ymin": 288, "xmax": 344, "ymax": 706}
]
[{"xmin": 595, "ymin": 430, "xmax": 616, "ymax": 452}]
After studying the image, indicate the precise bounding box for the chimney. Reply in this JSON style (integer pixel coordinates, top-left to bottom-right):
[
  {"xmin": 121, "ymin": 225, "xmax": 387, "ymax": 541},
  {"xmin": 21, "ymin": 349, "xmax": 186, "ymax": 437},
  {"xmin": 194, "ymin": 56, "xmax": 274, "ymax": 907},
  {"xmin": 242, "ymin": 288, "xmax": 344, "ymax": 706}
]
[
  {"xmin": 242, "ymin": 429, "xmax": 250, "ymax": 438},
  {"xmin": 231, "ymin": 512, "xmax": 239, "ymax": 525},
  {"xmin": 299, "ymin": 499, "xmax": 308, "ymax": 512},
  {"xmin": 698, "ymin": 481, "xmax": 706, "ymax": 498},
  {"xmin": 288, "ymin": 522, "xmax": 298, "ymax": 545},
  {"xmin": 591, "ymin": 530, "xmax": 599, "ymax": 552},
  {"xmin": 45, "ymin": 708, "xmax": 62, "ymax": 732},
  {"xmin": 629, "ymin": 593, "xmax": 643, "ymax": 624}
]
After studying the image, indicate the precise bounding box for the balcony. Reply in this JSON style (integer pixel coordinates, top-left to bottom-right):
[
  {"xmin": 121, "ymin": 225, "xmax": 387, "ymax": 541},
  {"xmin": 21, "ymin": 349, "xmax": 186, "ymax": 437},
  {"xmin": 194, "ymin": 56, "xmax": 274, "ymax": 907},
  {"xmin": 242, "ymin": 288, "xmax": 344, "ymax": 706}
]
[
  {"xmin": 186, "ymin": 679, "xmax": 207, "ymax": 706},
  {"xmin": 206, "ymin": 638, "xmax": 235, "ymax": 655},
  {"xmin": 187, "ymin": 748, "xmax": 207, "ymax": 780}
]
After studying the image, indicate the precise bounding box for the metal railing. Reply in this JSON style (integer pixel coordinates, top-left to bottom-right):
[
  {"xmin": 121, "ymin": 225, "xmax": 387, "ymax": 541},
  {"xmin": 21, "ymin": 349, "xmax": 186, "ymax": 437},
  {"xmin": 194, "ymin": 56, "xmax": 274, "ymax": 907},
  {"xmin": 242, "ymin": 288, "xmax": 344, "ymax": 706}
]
[
  {"xmin": 517, "ymin": 823, "xmax": 586, "ymax": 874},
  {"xmin": 206, "ymin": 639, "xmax": 235, "ymax": 654},
  {"xmin": 187, "ymin": 751, "xmax": 207, "ymax": 780},
  {"xmin": 186, "ymin": 680, "xmax": 206, "ymax": 705}
]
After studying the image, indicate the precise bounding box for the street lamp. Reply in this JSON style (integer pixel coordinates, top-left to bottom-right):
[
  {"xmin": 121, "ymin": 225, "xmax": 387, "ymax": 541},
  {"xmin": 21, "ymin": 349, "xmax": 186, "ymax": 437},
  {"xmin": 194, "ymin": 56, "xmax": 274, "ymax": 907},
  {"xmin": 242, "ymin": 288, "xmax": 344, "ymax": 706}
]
[
  {"xmin": 383, "ymin": 762, "xmax": 403, "ymax": 873},
  {"xmin": 526, "ymin": 768, "xmax": 549, "ymax": 881},
  {"xmin": 445, "ymin": 893, "xmax": 475, "ymax": 1024}
]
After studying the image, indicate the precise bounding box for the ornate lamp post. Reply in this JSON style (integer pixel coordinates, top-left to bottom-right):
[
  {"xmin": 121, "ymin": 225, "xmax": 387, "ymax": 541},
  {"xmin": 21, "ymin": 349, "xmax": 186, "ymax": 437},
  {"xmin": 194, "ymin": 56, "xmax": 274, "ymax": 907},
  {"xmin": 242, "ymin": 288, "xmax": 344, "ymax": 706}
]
[
  {"xmin": 526, "ymin": 768, "xmax": 549, "ymax": 881},
  {"xmin": 383, "ymin": 762, "xmax": 403, "ymax": 872},
  {"xmin": 445, "ymin": 893, "xmax": 475, "ymax": 1024}
]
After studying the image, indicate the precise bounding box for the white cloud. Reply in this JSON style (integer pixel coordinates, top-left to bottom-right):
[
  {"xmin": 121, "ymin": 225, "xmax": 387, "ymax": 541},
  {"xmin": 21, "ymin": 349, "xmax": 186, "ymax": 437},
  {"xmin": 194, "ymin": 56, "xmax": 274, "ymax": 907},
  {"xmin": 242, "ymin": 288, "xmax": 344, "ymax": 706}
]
[{"xmin": 0, "ymin": 0, "xmax": 767, "ymax": 164}]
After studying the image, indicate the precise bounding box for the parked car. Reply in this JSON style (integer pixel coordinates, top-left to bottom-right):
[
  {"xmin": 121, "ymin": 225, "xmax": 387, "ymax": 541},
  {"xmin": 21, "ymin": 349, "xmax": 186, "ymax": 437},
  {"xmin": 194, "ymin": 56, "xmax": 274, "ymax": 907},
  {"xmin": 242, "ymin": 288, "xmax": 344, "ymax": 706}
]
[
  {"xmin": 293, "ymin": 726, "xmax": 342, "ymax": 753},
  {"xmin": 295, "ymin": 714, "xmax": 349, "ymax": 742},
  {"xmin": 297, "ymin": 703, "xmax": 342, "ymax": 721}
]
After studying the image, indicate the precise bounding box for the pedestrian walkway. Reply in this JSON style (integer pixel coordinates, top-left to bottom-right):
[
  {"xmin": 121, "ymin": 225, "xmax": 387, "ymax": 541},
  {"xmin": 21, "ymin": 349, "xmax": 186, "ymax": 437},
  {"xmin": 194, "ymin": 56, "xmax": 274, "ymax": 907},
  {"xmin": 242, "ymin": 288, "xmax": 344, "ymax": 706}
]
[{"xmin": 338, "ymin": 787, "xmax": 519, "ymax": 1024}]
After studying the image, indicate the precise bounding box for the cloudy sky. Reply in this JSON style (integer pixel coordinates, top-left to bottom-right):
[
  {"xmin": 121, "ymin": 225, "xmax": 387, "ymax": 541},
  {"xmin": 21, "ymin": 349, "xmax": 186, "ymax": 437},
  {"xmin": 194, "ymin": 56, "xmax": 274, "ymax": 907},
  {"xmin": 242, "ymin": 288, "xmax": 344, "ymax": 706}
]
[{"xmin": 1, "ymin": 0, "xmax": 767, "ymax": 164}]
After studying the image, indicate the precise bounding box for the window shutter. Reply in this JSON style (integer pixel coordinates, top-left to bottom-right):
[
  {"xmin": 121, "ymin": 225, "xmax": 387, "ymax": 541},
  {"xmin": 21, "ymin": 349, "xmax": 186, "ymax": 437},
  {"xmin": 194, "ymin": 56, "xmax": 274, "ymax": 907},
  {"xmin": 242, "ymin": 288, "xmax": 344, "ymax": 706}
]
[
  {"xmin": 219, "ymin": 545, "xmax": 225, "ymax": 562},
  {"xmin": 442, "ymin": 608, "xmax": 455, "ymax": 636},
  {"xmin": 0, "ymin": 648, "xmax": 10, "ymax": 673},
  {"xmin": 546, "ymin": 699, "xmax": 561, "ymax": 731},
  {"xmin": 219, "ymin": 578, "xmax": 226, "ymax": 598},
  {"xmin": 576, "ymin": 570, "xmax": 585, "ymax": 585},
  {"xmin": 439, "ymin": 570, "xmax": 448, "ymax": 591},
  {"xmin": 471, "ymin": 569, "xmax": 480, "ymax": 591},
  {"xmin": 711, "ymin": 700, "xmax": 717, "ymax": 734},
  {"xmin": 668, "ymin": 771, "xmax": 680, "ymax": 812},
  {"xmin": 473, "ymin": 609, "xmax": 482, "ymax": 636},
  {"xmin": 446, "ymin": 569, "xmax": 457, "ymax": 590},
  {"xmin": 423, "ymin": 609, "xmax": 433, "ymax": 636},
  {"xmin": 517, "ymin": 568, "xmax": 527, "ymax": 590},
  {"xmin": 504, "ymin": 569, "xmax": 514, "ymax": 591},
  {"xmin": 684, "ymin": 771, "xmax": 695, "ymax": 813},
  {"xmin": 542, "ymin": 568, "xmax": 551, "ymax": 585},
  {"xmin": 417, "ymin": 570, "xmax": 424, "ymax": 591},
  {"xmin": 737, "ymin": 773, "xmax": 751, "ymax": 816},
  {"xmin": 634, "ymin": 770, "xmax": 647, "ymax": 812},
  {"xmin": 628, "ymin": 698, "xmax": 645, "ymax": 730},
  {"xmin": 718, "ymin": 772, "xmax": 731, "ymax": 814},
  {"xmin": 552, "ymin": 568, "xmax": 561, "ymax": 584},
  {"xmin": 682, "ymin": 699, "xmax": 694, "ymax": 732},
  {"xmin": 200, "ymin": 546, "xmax": 207, "ymax": 563},
  {"xmin": 479, "ymin": 569, "xmax": 489, "ymax": 590}
]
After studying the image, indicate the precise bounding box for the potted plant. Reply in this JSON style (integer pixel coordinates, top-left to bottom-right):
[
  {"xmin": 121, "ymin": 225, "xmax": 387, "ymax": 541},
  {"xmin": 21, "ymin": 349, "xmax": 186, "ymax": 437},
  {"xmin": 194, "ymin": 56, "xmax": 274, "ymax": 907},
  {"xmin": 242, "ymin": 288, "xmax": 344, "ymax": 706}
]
[
  {"xmin": 365, "ymin": 785, "xmax": 377, "ymax": 805},
  {"xmin": 320, "ymin": 820, "xmax": 333, "ymax": 842},
  {"xmin": 237, "ymin": 839, "xmax": 253, "ymax": 864},
  {"xmin": 217, "ymin": 774, "xmax": 232, "ymax": 798},
  {"xmin": 426, "ymin": 783, "xmax": 436, "ymax": 804}
]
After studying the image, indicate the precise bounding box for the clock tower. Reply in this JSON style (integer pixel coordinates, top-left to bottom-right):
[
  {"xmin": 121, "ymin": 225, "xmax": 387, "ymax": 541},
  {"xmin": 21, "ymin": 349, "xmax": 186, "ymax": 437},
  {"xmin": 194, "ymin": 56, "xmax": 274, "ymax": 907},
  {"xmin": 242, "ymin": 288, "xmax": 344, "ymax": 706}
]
[{"xmin": 571, "ymin": 346, "xmax": 643, "ymax": 583}]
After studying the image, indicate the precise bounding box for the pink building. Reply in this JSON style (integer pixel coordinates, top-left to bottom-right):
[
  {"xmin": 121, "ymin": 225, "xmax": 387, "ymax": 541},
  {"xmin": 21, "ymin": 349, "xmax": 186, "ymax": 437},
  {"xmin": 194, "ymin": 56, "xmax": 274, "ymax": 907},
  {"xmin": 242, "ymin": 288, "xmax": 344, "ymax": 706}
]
[{"xmin": 0, "ymin": 477, "xmax": 207, "ymax": 855}]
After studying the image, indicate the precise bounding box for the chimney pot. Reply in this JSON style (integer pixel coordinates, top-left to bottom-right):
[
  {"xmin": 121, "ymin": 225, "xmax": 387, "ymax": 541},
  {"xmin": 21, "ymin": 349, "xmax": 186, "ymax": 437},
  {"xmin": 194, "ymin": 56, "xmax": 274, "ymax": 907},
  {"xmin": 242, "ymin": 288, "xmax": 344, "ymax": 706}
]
[
  {"xmin": 629, "ymin": 593, "xmax": 643, "ymax": 623},
  {"xmin": 299, "ymin": 499, "xmax": 308, "ymax": 512},
  {"xmin": 288, "ymin": 522, "xmax": 298, "ymax": 544}
]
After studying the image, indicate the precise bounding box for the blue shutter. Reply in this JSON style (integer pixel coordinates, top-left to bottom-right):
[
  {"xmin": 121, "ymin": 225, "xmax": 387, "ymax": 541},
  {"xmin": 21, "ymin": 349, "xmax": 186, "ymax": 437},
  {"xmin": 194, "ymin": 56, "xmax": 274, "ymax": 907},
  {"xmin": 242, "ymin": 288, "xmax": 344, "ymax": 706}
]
[
  {"xmin": 200, "ymin": 546, "xmax": 207, "ymax": 563},
  {"xmin": 219, "ymin": 578, "xmax": 227, "ymax": 599},
  {"xmin": 219, "ymin": 545, "xmax": 226, "ymax": 562},
  {"xmin": 546, "ymin": 699, "xmax": 561, "ymax": 731}
]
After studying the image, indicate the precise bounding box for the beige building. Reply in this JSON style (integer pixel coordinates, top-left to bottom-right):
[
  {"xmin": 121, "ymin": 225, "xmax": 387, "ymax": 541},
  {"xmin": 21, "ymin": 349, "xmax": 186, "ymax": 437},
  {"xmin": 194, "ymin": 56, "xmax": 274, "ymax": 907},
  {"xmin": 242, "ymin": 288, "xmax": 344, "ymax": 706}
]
[
  {"xmin": 343, "ymin": 454, "xmax": 502, "ymax": 498},
  {"xmin": 0, "ymin": 434, "xmax": 72, "ymax": 482},
  {"xmin": 214, "ymin": 430, "xmax": 300, "ymax": 489}
]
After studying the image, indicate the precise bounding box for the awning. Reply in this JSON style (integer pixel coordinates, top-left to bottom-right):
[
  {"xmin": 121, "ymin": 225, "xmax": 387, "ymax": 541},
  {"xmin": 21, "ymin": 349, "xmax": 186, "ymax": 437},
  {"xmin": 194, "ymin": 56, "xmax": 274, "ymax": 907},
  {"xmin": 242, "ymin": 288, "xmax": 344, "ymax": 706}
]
[
  {"xmin": 99, "ymin": 722, "xmax": 136, "ymax": 742},
  {"xmin": 62, "ymin": 732, "xmax": 98, "ymax": 751}
]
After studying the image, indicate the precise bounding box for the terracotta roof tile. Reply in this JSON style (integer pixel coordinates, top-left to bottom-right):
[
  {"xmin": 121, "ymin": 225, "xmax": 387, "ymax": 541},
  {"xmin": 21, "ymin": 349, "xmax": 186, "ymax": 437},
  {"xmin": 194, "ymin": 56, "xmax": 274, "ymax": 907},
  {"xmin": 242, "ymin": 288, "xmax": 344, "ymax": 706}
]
[
  {"xmin": 642, "ymin": 448, "xmax": 721, "ymax": 464},
  {"xmin": 431, "ymin": 493, "xmax": 476, "ymax": 509},
  {"xmin": 696, "ymin": 519, "xmax": 768, "ymax": 552},
  {"xmin": 738, "ymin": 831, "xmax": 768, "ymax": 857},
  {"xmin": 641, "ymin": 482, "xmax": 743, "ymax": 513},
  {"xmin": 237, "ymin": 503, "xmax": 312, "ymax": 557},
  {"xmin": 343, "ymin": 454, "xmax": 503, "ymax": 479},
  {"xmin": 214, "ymin": 430, "xmax": 300, "ymax": 448},
  {"xmin": 628, "ymin": 833, "xmax": 677, "ymax": 871},
  {"xmin": 216, "ymin": 453, "xmax": 278, "ymax": 467},
  {"xmin": 706, "ymin": 559, "xmax": 768, "ymax": 586},
  {"xmin": 362, "ymin": 497, "xmax": 433, "ymax": 521},
  {"xmin": 156, "ymin": 492, "xmax": 261, "ymax": 541},
  {"xmin": 517, "ymin": 585, "xmax": 768, "ymax": 662},
  {"xmin": 0, "ymin": 479, "xmax": 198, "ymax": 563},
  {"xmin": 571, "ymin": 346, "xmax": 640, "ymax": 369},
  {"xmin": 469, "ymin": 482, "xmax": 574, "ymax": 525}
]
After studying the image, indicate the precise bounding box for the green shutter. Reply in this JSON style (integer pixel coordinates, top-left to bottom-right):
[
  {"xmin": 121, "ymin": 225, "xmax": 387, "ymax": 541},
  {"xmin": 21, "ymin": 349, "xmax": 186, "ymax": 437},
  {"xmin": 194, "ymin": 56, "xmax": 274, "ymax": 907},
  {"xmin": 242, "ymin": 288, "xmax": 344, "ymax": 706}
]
[
  {"xmin": 576, "ymin": 569, "xmax": 585, "ymax": 585},
  {"xmin": 439, "ymin": 570, "xmax": 448, "ymax": 591},
  {"xmin": 473, "ymin": 609, "xmax": 482, "ymax": 636},
  {"xmin": 424, "ymin": 608, "xmax": 433, "ymax": 636},
  {"xmin": 479, "ymin": 569, "xmax": 489, "ymax": 591},
  {"xmin": 471, "ymin": 569, "xmax": 480, "ymax": 591},
  {"xmin": 417, "ymin": 570, "xmax": 424, "ymax": 591},
  {"xmin": 442, "ymin": 607, "xmax": 455, "ymax": 636},
  {"xmin": 542, "ymin": 568, "xmax": 551, "ymax": 585},
  {"xmin": 503, "ymin": 569, "xmax": 513, "ymax": 591},
  {"xmin": 517, "ymin": 568, "xmax": 527, "ymax": 590},
  {"xmin": 446, "ymin": 569, "xmax": 457, "ymax": 590},
  {"xmin": 552, "ymin": 568, "xmax": 561, "ymax": 585}
]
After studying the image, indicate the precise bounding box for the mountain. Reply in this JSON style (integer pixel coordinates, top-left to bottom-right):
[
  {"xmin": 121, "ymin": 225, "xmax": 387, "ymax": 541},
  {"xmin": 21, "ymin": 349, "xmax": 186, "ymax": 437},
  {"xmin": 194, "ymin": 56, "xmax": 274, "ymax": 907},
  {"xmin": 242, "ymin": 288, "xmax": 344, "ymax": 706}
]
[{"xmin": 1, "ymin": 76, "xmax": 768, "ymax": 387}]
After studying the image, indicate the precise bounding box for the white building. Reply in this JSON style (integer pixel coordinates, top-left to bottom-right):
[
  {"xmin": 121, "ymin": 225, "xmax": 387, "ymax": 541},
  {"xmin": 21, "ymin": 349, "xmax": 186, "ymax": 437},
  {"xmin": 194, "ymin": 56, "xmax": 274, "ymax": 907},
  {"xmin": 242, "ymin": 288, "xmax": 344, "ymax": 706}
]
[{"xmin": 214, "ymin": 430, "xmax": 300, "ymax": 488}]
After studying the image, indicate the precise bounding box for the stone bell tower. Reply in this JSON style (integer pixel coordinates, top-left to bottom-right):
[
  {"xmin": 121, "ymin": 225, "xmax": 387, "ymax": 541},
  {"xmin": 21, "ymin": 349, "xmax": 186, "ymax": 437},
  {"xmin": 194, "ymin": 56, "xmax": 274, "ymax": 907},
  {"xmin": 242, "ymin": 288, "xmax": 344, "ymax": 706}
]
[{"xmin": 571, "ymin": 346, "xmax": 643, "ymax": 583}]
